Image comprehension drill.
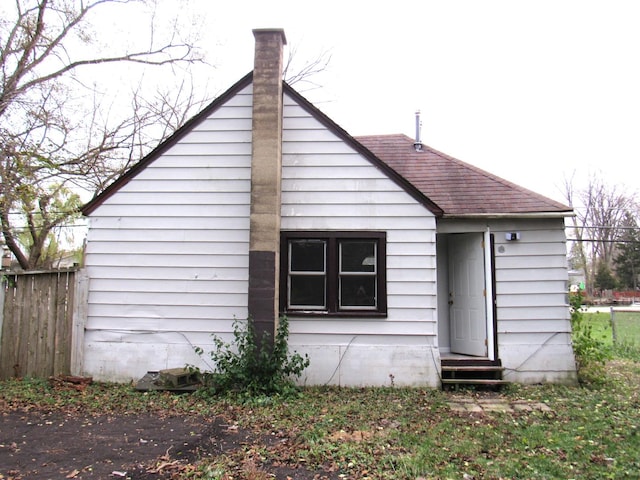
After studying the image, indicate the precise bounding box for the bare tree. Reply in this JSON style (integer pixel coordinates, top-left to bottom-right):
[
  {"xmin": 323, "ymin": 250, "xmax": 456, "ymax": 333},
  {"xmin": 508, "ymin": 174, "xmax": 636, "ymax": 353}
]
[
  {"xmin": 0, "ymin": 0, "xmax": 203, "ymax": 270},
  {"xmin": 564, "ymin": 173, "xmax": 637, "ymax": 293},
  {"xmin": 283, "ymin": 43, "xmax": 332, "ymax": 92}
]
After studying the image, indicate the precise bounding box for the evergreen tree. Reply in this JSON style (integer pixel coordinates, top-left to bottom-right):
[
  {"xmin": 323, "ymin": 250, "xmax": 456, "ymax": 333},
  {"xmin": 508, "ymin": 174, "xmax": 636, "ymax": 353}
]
[{"xmin": 614, "ymin": 214, "xmax": 640, "ymax": 290}]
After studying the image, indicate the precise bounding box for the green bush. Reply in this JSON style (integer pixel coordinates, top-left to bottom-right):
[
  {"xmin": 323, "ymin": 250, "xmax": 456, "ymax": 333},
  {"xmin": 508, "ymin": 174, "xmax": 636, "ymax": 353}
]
[
  {"xmin": 191, "ymin": 316, "xmax": 309, "ymax": 399},
  {"xmin": 569, "ymin": 290, "xmax": 611, "ymax": 381}
]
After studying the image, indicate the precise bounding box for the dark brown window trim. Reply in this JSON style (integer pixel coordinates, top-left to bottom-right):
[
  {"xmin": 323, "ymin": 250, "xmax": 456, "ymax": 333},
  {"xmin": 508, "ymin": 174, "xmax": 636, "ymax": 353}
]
[{"xmin": 280, "ymin": 231, "xmax": 387, "ymax": 318}]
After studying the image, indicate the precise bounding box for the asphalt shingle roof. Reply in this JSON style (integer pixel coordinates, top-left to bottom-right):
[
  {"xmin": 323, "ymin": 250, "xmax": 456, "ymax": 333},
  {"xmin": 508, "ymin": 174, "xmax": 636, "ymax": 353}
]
[{"xmin": 356, "ymin": 134, "xmax": 571, "ymax": 216}]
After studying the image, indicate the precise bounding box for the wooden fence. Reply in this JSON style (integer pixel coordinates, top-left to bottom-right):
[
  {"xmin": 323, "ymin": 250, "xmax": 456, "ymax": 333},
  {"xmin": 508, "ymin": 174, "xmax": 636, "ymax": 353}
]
[{"xmin": 0, "ymin": 269, "xmax": 83, "ymax": 380}]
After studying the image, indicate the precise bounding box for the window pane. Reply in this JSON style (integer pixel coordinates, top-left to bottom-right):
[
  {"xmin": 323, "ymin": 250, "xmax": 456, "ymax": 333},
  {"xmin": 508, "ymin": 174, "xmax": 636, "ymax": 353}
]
[
  {"xmin": 340, "ymin": 241, "xmax": 376, "ymax": 273},
  {"xmin": 290, "ymin": 275, "xmax": 326, "ymax": 308},
  {"xmin": 340, "ymin": 276, "xmax": 376, "ymax": 308},
  {"xmin": 291, "ymin": 240, "xmax": 325, "ymax": 272}
]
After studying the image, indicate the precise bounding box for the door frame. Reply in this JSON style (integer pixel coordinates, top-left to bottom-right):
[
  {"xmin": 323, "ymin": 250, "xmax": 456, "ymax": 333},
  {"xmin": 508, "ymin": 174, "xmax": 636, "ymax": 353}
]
[{"xmin": 437, "ymin": 229, "xmax": 497, "ymax": 361}]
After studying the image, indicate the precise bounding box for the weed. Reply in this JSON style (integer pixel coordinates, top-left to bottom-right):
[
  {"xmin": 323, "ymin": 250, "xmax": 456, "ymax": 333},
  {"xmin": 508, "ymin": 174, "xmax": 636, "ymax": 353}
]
[
  {"xmin": 191, "ymin": 316, "xmax": 309, "ymax": 399},
  {"xmin": 569, "ymin": 290, "xmax": 612, "ymax": 380}
]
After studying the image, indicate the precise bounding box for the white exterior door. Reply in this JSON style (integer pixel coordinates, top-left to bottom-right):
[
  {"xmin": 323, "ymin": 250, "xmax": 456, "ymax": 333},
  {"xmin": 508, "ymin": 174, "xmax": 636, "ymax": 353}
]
[{"xmin": 448, "ymin": 233, "xmax": 488, "ymax": 357}]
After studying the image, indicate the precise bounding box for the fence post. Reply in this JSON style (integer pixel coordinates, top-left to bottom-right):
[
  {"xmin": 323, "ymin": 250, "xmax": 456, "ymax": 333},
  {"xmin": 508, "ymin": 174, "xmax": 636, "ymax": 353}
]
[
  {"xmin": 610, "ymin": 306, "xmax": 618, "ymax": 345},
  {"xmin": 70, "ymin": 269, "xmax": 89, "ymax": 376}
]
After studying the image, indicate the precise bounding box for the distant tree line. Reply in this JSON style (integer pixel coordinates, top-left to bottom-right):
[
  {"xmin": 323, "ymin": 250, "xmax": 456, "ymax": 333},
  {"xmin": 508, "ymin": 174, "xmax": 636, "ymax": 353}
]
[{"xmin": 565, "ymin": 175, "xmax": 640, "ymax": 294}]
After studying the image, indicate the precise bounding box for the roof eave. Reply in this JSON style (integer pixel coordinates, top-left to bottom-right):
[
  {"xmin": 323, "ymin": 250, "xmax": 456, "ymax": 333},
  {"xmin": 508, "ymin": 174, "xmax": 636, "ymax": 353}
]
[{"xmin": 441, "ymin": 211, "xmax": 575, "ymax": 219}]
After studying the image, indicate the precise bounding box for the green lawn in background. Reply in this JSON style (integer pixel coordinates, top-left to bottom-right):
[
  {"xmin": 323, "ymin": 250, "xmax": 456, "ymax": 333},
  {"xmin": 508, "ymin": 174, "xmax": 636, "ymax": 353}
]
[{"xmin": 584, "ymin": 310, "xmax": 640, "ymax": 352}]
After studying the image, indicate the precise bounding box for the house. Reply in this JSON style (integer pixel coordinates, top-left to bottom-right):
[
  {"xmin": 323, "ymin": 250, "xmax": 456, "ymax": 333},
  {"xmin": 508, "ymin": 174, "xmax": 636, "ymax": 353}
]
[{"xmin": 79, "ymin": 29, "xmax": 577, "ymax": 387}]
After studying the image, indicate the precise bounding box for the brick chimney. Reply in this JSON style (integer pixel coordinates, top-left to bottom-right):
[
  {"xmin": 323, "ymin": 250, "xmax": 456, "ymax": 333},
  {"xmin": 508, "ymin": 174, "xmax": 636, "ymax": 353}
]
[{"xmin": 248, "ymin": 29, "xmax": 287, "ymax": 346}]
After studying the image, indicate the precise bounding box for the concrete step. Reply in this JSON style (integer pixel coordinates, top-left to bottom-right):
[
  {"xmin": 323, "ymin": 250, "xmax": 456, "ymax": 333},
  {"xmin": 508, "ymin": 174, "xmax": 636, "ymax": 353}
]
[
  {"xmin": 441, "ymin": 378, "xmax": 509, "ymax": 385},
  {"xmin": 442, "ymin": 365, "xmax": 505, "ymax": 372}
]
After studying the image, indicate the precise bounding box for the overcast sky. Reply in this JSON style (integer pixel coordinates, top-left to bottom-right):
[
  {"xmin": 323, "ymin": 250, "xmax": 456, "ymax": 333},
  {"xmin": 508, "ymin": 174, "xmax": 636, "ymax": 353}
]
[{"xmin": 112, "ymin": 0, "xmax": 640, "ymax": 205}]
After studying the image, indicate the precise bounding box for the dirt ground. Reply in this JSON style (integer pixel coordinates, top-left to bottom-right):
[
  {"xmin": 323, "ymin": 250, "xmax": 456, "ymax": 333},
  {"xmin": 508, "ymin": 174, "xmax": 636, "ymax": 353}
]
[{"xmin": 0, "ymin": 409, "xmax": 337, "ymax": 479}]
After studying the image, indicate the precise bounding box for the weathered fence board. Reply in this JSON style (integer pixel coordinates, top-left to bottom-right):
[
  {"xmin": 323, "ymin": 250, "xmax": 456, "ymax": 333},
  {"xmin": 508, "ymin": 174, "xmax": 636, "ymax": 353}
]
[{"xmin": 0, "ymin": 270, "xmax": 77, "ymax": 379}]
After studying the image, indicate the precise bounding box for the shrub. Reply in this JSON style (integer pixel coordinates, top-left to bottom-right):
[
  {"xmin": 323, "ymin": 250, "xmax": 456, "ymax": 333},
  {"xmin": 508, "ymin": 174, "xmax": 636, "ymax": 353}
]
[
  {"xmin": 569, "ymin": 290, "xmax": 611, "ymax": 381},
  {"xmin": 191, "ymin": 316, "xmax": 309, "ymax": 398}
]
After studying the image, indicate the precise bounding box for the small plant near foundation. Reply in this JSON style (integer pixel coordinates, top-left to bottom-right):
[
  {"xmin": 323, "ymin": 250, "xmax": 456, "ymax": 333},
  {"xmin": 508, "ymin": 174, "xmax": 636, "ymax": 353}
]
[
  {"xmin": 191, "ymin": 316, "xmax": 309, "ymax": 398},
  {"xmin": 569, "ymin": 290, "xmax": 611, "ymax": 381}
]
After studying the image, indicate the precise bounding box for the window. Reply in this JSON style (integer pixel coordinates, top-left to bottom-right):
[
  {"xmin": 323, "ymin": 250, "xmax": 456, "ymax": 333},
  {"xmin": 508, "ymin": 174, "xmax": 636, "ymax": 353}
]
[{"xmin": 281, "ymin": 232, "xmax": 387, "ymax": 317}]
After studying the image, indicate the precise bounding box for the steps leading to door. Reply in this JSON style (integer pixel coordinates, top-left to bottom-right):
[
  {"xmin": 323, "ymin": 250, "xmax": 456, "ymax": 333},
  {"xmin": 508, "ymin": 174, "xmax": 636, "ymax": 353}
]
[{"xmin": 441, "ymin": 358, "xmax": 508, "ymax": 390}]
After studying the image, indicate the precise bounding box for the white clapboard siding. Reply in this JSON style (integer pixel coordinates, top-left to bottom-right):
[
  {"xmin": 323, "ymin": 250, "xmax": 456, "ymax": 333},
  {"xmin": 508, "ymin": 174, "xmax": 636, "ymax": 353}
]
[
  {"xmin": 86, "ymin": 253, "xmax": 247, "ymax": 268},
  {"xmin": 88, "ymin": 241, "xmax": 247, "ymax": 256},
  {"xmin": 88, "ymin": 216, "xmax": 249, "ymax": 231},
  {"xmin": 282, "ymin": 178, "xmax": 408, "ymax": 192},
  {"xmin": 492, "ymin": 219, "xmax": 570, "ymax": 317},
  {"xmin": 129, "ymin": 166, "xmax": 250, "ymax": 181},
  {"xmin": 105, "ymin": 179, "xmax": 250, "ymax": 193},
  {"xmin": 87, "ymin": 229, "xmax": 249, "ymax": 243},
  {"xmin": 90, "ymin": 278, "xmax": 246, "ymax": 294},
  {"xmin": 496, "ymin": 267, "xmax": 568, "ymax": 282},
  {"xmin": 281, "ymin": 92, "xmax": 437, "ymax": 343},
  {"xmin": 87, "ymin": 266, "xmax": 247, "ymax": 281},
  {"xmin": 103, "ymin": 192, "xmax": 250, "ymax": 205},
  {"xmin": 83, "ymin": 85, "xmax": 254, "ymax": 381}
]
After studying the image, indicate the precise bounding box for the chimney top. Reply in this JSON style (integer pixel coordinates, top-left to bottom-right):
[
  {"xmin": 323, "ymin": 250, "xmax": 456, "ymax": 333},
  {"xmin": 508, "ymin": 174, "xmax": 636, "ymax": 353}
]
[{"xmin": 252, "ymin": 28, "xmax": 287, "ymax": 45}]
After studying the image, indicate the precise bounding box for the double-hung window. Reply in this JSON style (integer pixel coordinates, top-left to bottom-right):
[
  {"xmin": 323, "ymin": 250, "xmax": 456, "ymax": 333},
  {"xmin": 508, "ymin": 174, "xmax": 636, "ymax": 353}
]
[{"xmin": 281, "ymin": 232, "xmax": 387, "ymax": 317}]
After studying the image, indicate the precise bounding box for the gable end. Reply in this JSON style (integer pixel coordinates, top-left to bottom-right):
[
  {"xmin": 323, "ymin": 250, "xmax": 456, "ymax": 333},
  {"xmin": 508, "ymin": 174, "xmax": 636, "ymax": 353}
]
[
  {"xmin": 81, "ymin": 72, "xmax": 254, "ymax": 216},
  {"xmin": 282, "ymin": 84, "xmax": 444, "ymax": 217}
]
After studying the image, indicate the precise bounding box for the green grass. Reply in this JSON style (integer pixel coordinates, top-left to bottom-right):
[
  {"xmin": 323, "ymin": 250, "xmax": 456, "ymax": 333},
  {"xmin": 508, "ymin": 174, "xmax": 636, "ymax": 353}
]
[
  {"xmin": 583, "ymin": 311, "xmax": 640, "ymax": 361},
  {"xmin": 2, "ymin": 358, "xmax": 640, "ymax": 479}
]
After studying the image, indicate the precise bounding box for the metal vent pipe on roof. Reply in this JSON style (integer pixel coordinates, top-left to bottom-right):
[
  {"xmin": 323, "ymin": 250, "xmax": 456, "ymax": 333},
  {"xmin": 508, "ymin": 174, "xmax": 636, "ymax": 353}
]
[{"xmin": 414, "ymin": 110, "xmax": 423, "ymax": 151}]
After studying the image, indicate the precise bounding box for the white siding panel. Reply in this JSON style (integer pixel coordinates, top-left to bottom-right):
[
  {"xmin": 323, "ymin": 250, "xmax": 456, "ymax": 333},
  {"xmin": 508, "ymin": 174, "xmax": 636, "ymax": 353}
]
[
  {"xmin": 196, "ymin": 118, "xmax": 253, "ymax": 131},
  {"xmin": 281, "ymin": 93, "xmax": 437, "ymax": 373},
  {"xmin": 496, "ymin": 255, "xmax": 568, "ymax": 269},
  {"xmin": 388, "ymin": 281, "xmax": 436, "ymax": 296},
  {"xmin": 87, "ymin": 266, "xmax": 247, "ymax": 281},
  {"xmin": 133, "ymin": 166, "xmax": 250, "ymax": 181},
  {"xmin": 87, "ymin": 303, "xmax": 245, "ymax": 322},
  {"xmin": 497, "ymin": 293, "xmax": 567, "ymax": 308},
  {"xmin": 199, "ymin": 106, "xmax": 252, "ymax": 119},
  {"xmin": 83, "ymin": 87, "xmax": 253, "ymax": 382},
  {"xmin": 282, "ymin": 203, "xmax": 428, "ymax": 218},
  {"xmin": 90, "ymin": 278, "xmax": 246, "ymax": 294},
  {"xmin": 497, "ymin": 319, "xmax": 570, "ymax": 333},
  {"xmin": 289, "ymin": 320, "xmax": 436, "ymax": 336},
  {"xmin": 283, "ymin": 178, "xmax": 406, "ymax": 192},
  {"xmin": 280, "ymin": 216, "xmax": 432, "ymax": 231},
  {"xmin": 283, "ymin": 103, "xmax": 315, "ymax": 117},
  {"xmin": 179, "ymin": 130, "xmax": 252, "ymax": 144},
  {"xmin": 89, "ymin": 291, "xmax": 247, "ymax": 307},
  {"xmin": 497, "ymin": 306, "xmax": 569, "ymax": 321},
  {"xmin": 87, "ymin": 241, "xmax": 247, "ymax": 256},
  {"xmin": 87, "ymin": 229, "xmax": 248, "ymax": 243},
  {"xmin": 283, "ymin": 128, "xmax": 347, "ymax": 142},
  {"xmin": 112, "ymin": 179, "xmax": 250, "ymax": 193},
  {"xmin": 498, "ymin": 280, "xmax": 567, "ymax": 295},
  {"xmin": 102, "ymin": 192, "xmax": 250, "ymax": 206},
  {"xmin": 166, "ymin": 143, "xmax": 251, "ymax": 156},
  {"xmin": 91, "ymin": 204, "xmax": 248, "ymax": 218},
  {"xmin": 86, "ymin": 253, "xmax": 247, "ymax": 268},
  {"xmin": 497, "ymin": 267, "xmax": 568, "ymax": 282},
  {"xmin": 285, "ymin": 190, "xmax": 416, "ymax": 205},
  {"xmin": 284, "ymin": 164, "xmax": 388, "ymax": 179},
  {"xmin": 150, "ymin": 155, "xmax": 251, "ymax": 168},
  {"xmin": 88, "ymin": 216, "xmax": 249, "ymax": 230}
]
